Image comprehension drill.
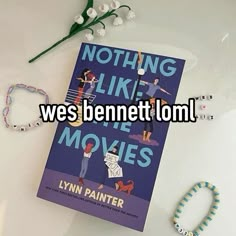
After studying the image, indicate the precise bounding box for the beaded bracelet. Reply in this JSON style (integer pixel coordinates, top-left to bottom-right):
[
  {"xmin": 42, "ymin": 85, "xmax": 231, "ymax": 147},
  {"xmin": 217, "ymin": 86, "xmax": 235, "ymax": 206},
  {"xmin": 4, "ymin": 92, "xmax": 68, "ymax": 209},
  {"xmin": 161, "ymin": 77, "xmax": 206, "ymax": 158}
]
[
  {"xmin": 2, "ymin": 84, "xmax": 49, "ymax": 132},
  {"xmin": 173, "ymin": 182, "xmax": 220, "ymax": 236}
]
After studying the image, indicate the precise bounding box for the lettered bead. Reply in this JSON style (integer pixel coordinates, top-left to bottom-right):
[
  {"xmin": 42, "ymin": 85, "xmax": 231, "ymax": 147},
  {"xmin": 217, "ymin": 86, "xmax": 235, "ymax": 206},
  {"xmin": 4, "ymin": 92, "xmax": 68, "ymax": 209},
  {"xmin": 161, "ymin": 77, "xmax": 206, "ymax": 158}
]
[
  {"xmin": 20, "ymin": 126, "xmax": 27, "ymax": 132},
  {"xmin": 183, "ymin": 231, "xmax": 188, "ymax": 236},
  {"xmin": 200, "ymin": 114, "xmax": 206, "ymax": 120},
  {"xmin": 34, "ymin": 118, "xmax": 43, "ymax": 127},
  {"xmin": 207, "ymin": 115, "xmax": 214, "ymax": 120},
  {"xmin": 207, "ymin": 95, "xmax": 213, "ymax": 100}
]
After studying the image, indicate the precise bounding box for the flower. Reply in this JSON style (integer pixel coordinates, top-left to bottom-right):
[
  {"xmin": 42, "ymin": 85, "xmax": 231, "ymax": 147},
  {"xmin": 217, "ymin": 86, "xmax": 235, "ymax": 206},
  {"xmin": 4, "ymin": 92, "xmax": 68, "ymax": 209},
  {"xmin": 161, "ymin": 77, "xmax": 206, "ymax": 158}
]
[
  {"xmin": 74, "ymin": 15, "xmax": 84, "ymax": 24},
  {"xmin": 87, "ymin": 8, "xmax": 97, "ymax": 18},
  {"xmin": 99, "ymin": 4, "xmax": 109, "ymax": 13},
  {"xmin": 97, "ymin": 28, "xmax": 106, "ymax": 37},
  {"xmin": 126, "ymin": 10, "xmax": 136, "ymax": 20},
  {"xmin": 85, "ymin": 33, "xmax": 94, "ymax": 41},
  {"xmin": 110, "ymin": 0, "xmax": 121, "ymax": 9},
  {"xmin": 113, "ymin": 17, "xmax": 123, "ymax": 26}
]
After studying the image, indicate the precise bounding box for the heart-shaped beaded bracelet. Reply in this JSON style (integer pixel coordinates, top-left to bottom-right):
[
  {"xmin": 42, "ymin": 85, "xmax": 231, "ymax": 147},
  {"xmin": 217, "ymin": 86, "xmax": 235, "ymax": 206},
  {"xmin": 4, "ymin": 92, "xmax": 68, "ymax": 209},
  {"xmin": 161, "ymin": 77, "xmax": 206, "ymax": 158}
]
[
  {"xmin": 173, "ymin": 182, "xmax": 220, "ymax": 236},
  {"xmin": 2, "ymin": 84, "xmax": 49, "ymax": 132}
]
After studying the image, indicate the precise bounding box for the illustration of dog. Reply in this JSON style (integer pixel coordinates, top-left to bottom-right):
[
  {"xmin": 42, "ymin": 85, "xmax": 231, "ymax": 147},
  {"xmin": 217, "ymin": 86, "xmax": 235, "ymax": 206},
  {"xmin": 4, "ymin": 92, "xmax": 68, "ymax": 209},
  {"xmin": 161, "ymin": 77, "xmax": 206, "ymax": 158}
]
[{"xmin": 116, "ymin": 180, "xmax": 134, "ymax": 195}]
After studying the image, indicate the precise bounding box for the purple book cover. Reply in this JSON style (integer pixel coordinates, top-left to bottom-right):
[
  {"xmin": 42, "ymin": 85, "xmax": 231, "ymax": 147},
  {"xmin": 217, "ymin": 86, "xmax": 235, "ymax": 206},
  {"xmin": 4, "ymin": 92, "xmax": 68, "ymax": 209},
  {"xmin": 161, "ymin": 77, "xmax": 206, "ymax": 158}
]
[{"xmin": 37, "ymin": 43, "xmax": 185, "ymax": 231}]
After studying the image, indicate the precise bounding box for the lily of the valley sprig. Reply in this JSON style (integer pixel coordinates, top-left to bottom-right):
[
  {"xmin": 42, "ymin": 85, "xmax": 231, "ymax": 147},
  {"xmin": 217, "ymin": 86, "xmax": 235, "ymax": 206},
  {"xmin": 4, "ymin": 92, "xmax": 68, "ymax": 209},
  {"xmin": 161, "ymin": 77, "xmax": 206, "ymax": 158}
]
[{"xmin": 28, "ymin": 0, "xmax": 135, "ymax": 63}]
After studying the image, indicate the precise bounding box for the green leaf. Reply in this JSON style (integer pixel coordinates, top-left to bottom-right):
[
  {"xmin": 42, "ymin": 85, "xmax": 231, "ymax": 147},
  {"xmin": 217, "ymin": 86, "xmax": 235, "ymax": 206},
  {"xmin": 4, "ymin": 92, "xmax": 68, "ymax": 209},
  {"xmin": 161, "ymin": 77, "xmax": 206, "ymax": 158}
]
[{"xmin": 69, "ymin": 0, "xmax": 94, "ymax": 35}]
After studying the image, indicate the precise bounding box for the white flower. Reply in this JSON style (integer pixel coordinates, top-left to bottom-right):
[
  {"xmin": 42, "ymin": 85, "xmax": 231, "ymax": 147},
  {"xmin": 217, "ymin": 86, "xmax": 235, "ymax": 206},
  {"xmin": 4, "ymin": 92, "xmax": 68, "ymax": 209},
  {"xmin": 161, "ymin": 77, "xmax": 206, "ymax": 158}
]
[
  {"xmin": 74, "ymin": 15, "xmax": 84, "ymax": 24},
  {"xmin": 126, "ymin": 10, "xmax": 136, "ymax": 20},
  {"xmin": 85, "ymin": 33, "xmax": 94, "ymax": 41},
  {"xmin": 99, "ymin": 4, "xmax": 109, "ymax": 13},
  {"xmin": 87, "ymin": 8, "xmax": 97, "ymax": 18},
  {"xmin": 113, "ymin": 17, "xmax": 123, "ymax": 26},
  {"xmin": 111, "ymin": 0, "xmax": 121, "ymax": 9},
  {"xmin": 97, "ymin": 28, "xmax": 106, "ymax": 37}
]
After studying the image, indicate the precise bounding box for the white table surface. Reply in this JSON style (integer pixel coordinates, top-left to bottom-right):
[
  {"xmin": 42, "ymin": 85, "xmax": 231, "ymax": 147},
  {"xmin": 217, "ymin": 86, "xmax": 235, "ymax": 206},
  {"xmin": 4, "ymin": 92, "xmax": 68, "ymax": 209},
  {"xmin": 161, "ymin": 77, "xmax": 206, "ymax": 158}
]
[{"xmin": 0, "ymin": 0, "xmax": 235, "ymax": 235}]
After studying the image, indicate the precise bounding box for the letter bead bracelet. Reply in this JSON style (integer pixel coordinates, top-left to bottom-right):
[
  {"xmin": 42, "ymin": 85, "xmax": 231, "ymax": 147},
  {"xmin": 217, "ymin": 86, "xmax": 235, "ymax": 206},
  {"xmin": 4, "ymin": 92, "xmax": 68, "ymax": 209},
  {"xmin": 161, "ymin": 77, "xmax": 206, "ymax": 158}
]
[
  {"xmin": 173, "ymin": 182, "xmax": 220, "ymax": 236},
  {"xmin": 2, "ymin": 84, "xmax": 49, "ymax": 132}
]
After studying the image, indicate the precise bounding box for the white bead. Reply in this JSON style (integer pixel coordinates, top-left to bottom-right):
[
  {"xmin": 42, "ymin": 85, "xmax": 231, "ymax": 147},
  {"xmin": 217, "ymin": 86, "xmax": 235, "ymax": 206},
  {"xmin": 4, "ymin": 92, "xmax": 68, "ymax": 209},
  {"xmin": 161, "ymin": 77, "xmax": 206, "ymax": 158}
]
[
  {"xmin": 99, "ymin": 4, "xmax": 109, "ymax": 13},
  {"xmin": 34, "ymin": 119, "xmax": 42, "ymax": 127},
  {"xmin": 97, "ymin": 28, "xmax": 106, "ymax": 37},
  {"xmin": 183, "ymin": 231, "xmax": 188, "ymax": 236},
  {"xmin": 113, "ymin": 17, "xmax": 123, "ymax": 26},
  {"xmin": 126, "ymin": 10, "xmax": 136, "ymax": 20},
  {"xmin": 200, "ymin": 114, "xmax": 206, "ymax": 120},
  {"xmin": 74, "ymin": 15, "xmax": 84, "ymax": 24},
  {"xmin": 206, "ymin": 95, "xmax": 213, "ymax": 100},
  {"xmin": 85, "ymin": 33, "xmax": 94, "ymax": 41},
  {"xmin": 86, "ymin": 8, "xmax": 97, "ymax": 18},
  {"xmin": 110, "ymin": 0, "xmax": 121, "ymax": 9},
  {"xmin": 20, "ymin": 126, "xmax": 27, "ymax": 132},
  {"xmin": 207, "ymin": 115, "xmax": 214, "ymax": 120}
]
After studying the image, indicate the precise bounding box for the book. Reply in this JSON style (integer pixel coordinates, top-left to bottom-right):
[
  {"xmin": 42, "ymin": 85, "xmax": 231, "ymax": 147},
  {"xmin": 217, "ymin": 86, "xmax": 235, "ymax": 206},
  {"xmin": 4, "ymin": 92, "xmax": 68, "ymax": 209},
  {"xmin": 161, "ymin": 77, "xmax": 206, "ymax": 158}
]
[{"xmin": 37, "ymin": 43, "xmax": 185, "ymax": 231}]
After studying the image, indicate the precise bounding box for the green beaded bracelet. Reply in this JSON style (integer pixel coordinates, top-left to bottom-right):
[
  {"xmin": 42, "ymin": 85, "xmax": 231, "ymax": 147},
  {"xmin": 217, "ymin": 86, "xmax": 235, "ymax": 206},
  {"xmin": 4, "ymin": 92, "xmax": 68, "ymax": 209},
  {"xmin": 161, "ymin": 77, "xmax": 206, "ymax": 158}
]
[{"xmin": 173, "ymin": 182, "xmax": 220, "ymax": 236}]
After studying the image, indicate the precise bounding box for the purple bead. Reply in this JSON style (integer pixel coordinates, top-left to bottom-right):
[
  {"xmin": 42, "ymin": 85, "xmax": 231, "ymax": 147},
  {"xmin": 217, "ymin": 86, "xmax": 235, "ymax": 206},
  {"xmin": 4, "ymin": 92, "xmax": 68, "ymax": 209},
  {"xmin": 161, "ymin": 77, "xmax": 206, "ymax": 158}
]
[
  {"xmin": 37, "ymin": 89, "xmax": 47, "ymax": 96},
  {"xmin": 45, "ymin": 95, "xmax": 49, "ymax": 104},
  {"xmin": 27, "ymin": 86, "xmax": 37, "ymax": 93},
  {"xmin": 6, "ymin": 96, "xmax": 12, "ymax": 106},
  {"xmin": 7, "ymin": 86, "xmax": 15, "ymax": 94},
  {"xmin": 16, "ymin": 84, "xmax": 27, "ymax": 88},
  {"xmin": 3, "ymin": 107, "xmax": 9, "ymax": 117}
]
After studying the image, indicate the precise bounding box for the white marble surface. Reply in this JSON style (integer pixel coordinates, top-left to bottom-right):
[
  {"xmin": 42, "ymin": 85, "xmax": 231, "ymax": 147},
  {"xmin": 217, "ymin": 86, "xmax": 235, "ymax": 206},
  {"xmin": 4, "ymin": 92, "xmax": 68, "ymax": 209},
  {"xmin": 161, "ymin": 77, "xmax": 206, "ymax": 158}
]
[{"xmin": 0, "ymin": 0, "xmax": 235, "ymax": 235}]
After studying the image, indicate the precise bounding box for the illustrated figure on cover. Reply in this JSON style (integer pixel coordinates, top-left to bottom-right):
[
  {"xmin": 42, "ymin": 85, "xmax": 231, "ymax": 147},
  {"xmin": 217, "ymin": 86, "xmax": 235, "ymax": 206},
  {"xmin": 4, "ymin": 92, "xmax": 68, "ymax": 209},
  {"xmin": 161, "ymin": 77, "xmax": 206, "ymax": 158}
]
[
  {"xmin": 98, "ymin": 145, "xmax": 123, "ymax": 190},
  {"xmin": 79, "ymin": 143, "xmax": 94, "ymax": 185},
  {"xmin": 74, "ymin": 68, "xmax": 96, "ymax": 105}
]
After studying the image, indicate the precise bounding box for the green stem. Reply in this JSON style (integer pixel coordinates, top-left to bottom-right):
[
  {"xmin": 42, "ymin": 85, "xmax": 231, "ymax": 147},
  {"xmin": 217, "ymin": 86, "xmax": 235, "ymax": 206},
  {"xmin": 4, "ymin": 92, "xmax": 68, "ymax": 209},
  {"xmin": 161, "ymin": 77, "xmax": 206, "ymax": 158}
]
[
  {"xmin": 28, "ymin": 35, "xmax": 71, "ymax": 63},
  {"xmin": 98, "ymin": 21, "xmax": 106, "ymax": 29},
  {"xmin": 28, "ymin": 10, "xmax": 117, "ymax": 63},
  {"xmin": 87, "ymin": 28, "xmax": 94, "ymax": 34},
  {"xmin": 119, "ymin": 5, "xmax": 131, "ymax": 10}
]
